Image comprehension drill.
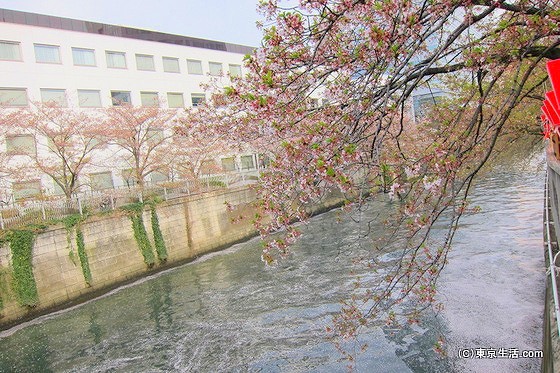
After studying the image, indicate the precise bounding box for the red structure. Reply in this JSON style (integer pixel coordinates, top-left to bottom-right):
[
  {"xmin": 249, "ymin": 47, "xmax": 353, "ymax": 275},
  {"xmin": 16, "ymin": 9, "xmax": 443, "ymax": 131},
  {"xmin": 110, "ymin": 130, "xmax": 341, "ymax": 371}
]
[{"xmin": 544, "ymin": 59, "xmax": 560, "ymax": 159}]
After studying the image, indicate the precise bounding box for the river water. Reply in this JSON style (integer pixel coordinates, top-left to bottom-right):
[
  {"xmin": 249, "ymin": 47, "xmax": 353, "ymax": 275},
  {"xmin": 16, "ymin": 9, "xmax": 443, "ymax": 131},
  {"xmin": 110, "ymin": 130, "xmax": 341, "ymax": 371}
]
[{"xmin": 0, "ymin": 146, "xmax": 546, "ymax": 372}]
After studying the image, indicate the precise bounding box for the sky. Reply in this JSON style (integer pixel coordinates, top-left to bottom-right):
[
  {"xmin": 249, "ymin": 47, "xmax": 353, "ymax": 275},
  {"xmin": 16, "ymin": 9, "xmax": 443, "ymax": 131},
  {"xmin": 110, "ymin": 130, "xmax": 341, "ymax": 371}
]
[{"xmin": 0, "ymin": 0, "xmax": 264, "ymax": 47}]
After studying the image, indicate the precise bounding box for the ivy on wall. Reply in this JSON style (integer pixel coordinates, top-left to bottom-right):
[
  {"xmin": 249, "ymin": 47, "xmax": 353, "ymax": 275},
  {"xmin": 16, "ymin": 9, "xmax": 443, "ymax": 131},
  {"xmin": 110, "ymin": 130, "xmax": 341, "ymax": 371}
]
[
  {"xmin": 0, "ymin": 200, "xmax": 171, "ymax": 313},
  {"xmin": 7, "ymin": 230, "xmax": 38, "ymax": 308},
  {"xmin": 124, "ymin": 203, "xmax": 156, "ymax": 268},
  {"xmin": 0, "ymin": 266, "xmax": 6, "ymax": 312},
  {"xmin": 75, "ymin": 227, "xmax": 92, "ymax": 286},
  {"xmin": 0, "ymin": 237, "xmax": 6, "ymax": 312},
  {"xmin": 150, "ymin": 204, "xmax": 168, "ymax": 263},
  {"xmin": 63, "ymin": 215, "xmax": 92, "ymax": 286},
  {"xmin": 122, "ymin": 201, "xmax": 169, "ymax": 267}
]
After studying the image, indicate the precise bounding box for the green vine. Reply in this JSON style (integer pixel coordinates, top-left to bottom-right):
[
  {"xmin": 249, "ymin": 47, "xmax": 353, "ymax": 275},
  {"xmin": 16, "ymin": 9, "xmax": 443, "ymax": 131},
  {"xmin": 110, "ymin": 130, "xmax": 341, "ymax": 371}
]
[
  {"xmin": 8, "ymin": 230, "xmax": 38, "ymax": 308},
  {"xmin": 123, "ymin": 203, "xmax": 155, "ymax": 268},
  {"xmin": 63, "ymin": 214, "xmax": 92, "ymax": 286},
  {"xmin": 62, "ymin": 214, "xmax": 82, "ymax": 230},
  {"xmin": 0, "ymin": 266, "xmax": 6, "ymax": 312},
  {"xmin": 75, "ymin": 227, "xmax": 92, "ymax": 286},
  {"xmin": 68, "ymin": 250, "xmax": 77, "ymax": 266},
  {"xmin": 150, "ymin": 205, "xmax": 168, "ymax": 263},
  {"xmin": 0, "ymin": 237, "xmax": 6, "ymax": 312},
  {"xmin": 64, "ymin": 215, "xmax": 78, "ymax": 265}
]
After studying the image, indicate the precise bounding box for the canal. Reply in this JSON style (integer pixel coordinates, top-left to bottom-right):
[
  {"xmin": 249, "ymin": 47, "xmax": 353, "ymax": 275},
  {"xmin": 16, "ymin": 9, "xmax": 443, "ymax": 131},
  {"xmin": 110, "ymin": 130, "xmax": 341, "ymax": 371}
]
[{"xmin": 0, "ymin": 145, "xmax": 545, "ymax": 372}]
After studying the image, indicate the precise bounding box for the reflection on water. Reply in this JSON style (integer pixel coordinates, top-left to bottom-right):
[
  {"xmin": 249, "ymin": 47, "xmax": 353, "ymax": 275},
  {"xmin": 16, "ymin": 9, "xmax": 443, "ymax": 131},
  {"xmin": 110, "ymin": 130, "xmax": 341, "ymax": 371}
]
[
  {"xmin": 88, "ymin": 309, "xmax": 103, "ymax": 345},
  {"xmin": 434, "ymin": 145, "xmax": 545, "ymax": 373},
  {"xmin": 149, "ymin": 277, "xmax": 174, "ymax": 333},
  {"xmin": 0, "ymin": 145, "xmax": 545, "ymax": 372}
]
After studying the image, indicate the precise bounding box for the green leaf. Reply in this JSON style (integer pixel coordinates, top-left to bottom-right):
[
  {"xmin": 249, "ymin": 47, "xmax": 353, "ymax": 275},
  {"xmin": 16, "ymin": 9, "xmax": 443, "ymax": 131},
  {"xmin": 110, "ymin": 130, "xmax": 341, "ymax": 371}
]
[
  {"xmin": 223, "ymin": 86, "xmax": 236, "ymax": 96},
  {"xmin": 344, "ymin": 143, "xmax": 357, "ymax": 154},
  {"xmin": 262, "ymin": 70, "xmax": 274, "ymax": 87}
]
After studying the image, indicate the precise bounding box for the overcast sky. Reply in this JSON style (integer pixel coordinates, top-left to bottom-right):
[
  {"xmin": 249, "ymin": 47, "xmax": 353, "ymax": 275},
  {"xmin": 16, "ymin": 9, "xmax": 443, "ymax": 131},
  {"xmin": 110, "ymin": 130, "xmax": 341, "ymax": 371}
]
[{"xmin": 0, "ymin": 0, "xmax": 264, "ymax": 46}]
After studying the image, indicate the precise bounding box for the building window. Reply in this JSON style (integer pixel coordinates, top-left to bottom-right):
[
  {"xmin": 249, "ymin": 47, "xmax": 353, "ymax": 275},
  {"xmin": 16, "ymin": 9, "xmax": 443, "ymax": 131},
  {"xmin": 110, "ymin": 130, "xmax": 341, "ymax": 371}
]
[
  {"xmin": 187, "ymin": 59, "xmax": 203, "ymax": 75},
  {"xmin": 77, "ymin": 89, "xmax": 102, "ymax": 108},
  {"xmin": 6, "ymin": 134, "xmax": 36, "ymax": 156},
  {"xmin": 13, "ymin": 180, "xmax": 42, "ymax": 200},
  {"xmin": 167, "ymin": 93, "xmax": 184, "ymax": 108},
  {"xmin": 122, "ymin": 169, "xmax": 139, "ymax": 187},
  {"xmin": 151, "ymin": 171, "xmax": 168, "ymax": 184},
  {"xmin": 162, "ymin": 57, "xmax": 180, "ymax": 73},
  {"xmin": 199, "ymin": 159, "xmax": 218, "ymax": 175},
  {"xmin": 0, "ymin": 40, "xmax": 22, "ymax": 61},
  {"xmin": 240, "ymin": 155, "xmax": 255, "ymax": 170},
  {"xmin": 72, "ymin": 47, "xmax": 96, "ymax": 66},
  {"xmin": 34, "ymin": 44, "xmax": 61, "ymax": 64},
  {"xmin": 229, "ymin": 64, "xmax": 242, "ymax": 78},
  {"xmin": 0, "ymin": 88, "xmax": 27, "ymax": 107},
  {"xmin": 90, "ymin": 171, "xmax": 114, "ymax": 191},
  {"xmin": 40, "ymin": 89, "xmax": 67, "ymax": 107},
  {"xmin": 52, "ymin": 180, "xmax": 65, "ymax": 196},
  {"xmin": 209, "ymin": 62, "xmax": 223, "ymax": 76},
  {"xmin": 221, "ymin": 157, "xmax": 236, "ymax": 172},
  {"xmin": 140, "ymin": 92, "xmax": 159, "ymax": 107},
  {"xmin": 413, "ymin": 92, "xmax": 444, "ymax": 121},
  {"xmin": 259, "ymin": 153, "xmax": 271, "ymax": 168},
  {"xmin": 111, "ymin": 91, "xmax": 131, "ymax": 106},
  {"xmin": 191, "ymin": 93, "xmax": 205, "ymax": 107},
  {"xmin": 136, "ymin": 54, "xmax": 155, "ymax": 71},
  {"xmin": 147, "ymin": 129, "xmax": 164, "ymax": 143},
  {"xmin": 106, "ymin": 51, "xmax": 126, "ymax": 69}
]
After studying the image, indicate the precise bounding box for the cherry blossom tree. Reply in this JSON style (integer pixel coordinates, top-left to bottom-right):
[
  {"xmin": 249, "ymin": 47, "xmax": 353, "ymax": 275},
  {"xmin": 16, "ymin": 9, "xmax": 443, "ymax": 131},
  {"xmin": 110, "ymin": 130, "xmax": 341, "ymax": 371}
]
[
  {"xmin": 183, "ymin": 0, "xmax": 559, "ymax": 347},
  {"xmin": 0, "ymin": 116, "xmax": 17, "ymax": 202},
  {"xmin": 1, "ymin": 103, "xmax": 105, "ymax": 199},
  {"xmin": 103, "ymin": 104, "xmax": 179, "ymax": 189},
  {"xmin": 170, "ymin": 120, "xmax": 231, "ymax": 179},
  {"xmin": 0, "ymin": 152, "xmax": 16, "ymax": 204}
]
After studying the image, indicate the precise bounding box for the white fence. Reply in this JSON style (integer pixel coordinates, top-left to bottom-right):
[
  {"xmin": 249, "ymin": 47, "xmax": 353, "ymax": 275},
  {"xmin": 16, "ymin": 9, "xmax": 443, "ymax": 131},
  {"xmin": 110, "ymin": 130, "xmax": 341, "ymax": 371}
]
[{"xmin": 0, "ymin": 171, "xmax": 259, "ymax": 230}]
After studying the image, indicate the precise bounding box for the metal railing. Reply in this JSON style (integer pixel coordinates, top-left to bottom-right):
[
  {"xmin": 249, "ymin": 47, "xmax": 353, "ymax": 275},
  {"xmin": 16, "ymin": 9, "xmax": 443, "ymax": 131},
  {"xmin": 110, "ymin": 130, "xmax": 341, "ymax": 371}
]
[
  {"xmin": 0, "ymin": 171, "xmax": 259, "ymax": 230},
  {"xmin": 544, "ymin": 168, "xmax": 560, "ymax": 337}
]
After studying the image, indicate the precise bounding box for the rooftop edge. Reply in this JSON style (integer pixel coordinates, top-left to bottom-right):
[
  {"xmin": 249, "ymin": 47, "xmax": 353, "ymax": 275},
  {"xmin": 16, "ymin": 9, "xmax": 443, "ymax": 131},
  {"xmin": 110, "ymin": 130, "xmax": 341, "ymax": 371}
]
[{"xmin": 0, "ymin": 8, "xmax": 256, "ymax": 55}]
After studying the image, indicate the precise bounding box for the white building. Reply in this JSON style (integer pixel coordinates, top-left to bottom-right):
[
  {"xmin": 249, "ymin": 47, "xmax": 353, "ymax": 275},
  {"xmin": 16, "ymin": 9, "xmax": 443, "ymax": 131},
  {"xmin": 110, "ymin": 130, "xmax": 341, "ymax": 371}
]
[{"xmin": 0, "ymin": 8, "xmax": 259, "ymax": 200}]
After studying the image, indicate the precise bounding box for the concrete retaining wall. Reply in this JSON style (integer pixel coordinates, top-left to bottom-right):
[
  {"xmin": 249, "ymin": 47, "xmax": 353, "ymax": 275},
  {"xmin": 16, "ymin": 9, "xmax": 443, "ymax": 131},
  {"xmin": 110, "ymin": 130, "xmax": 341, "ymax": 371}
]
[{"xmin": 0, "ymin": 186, "xmax": 260, "ymax": 329}]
